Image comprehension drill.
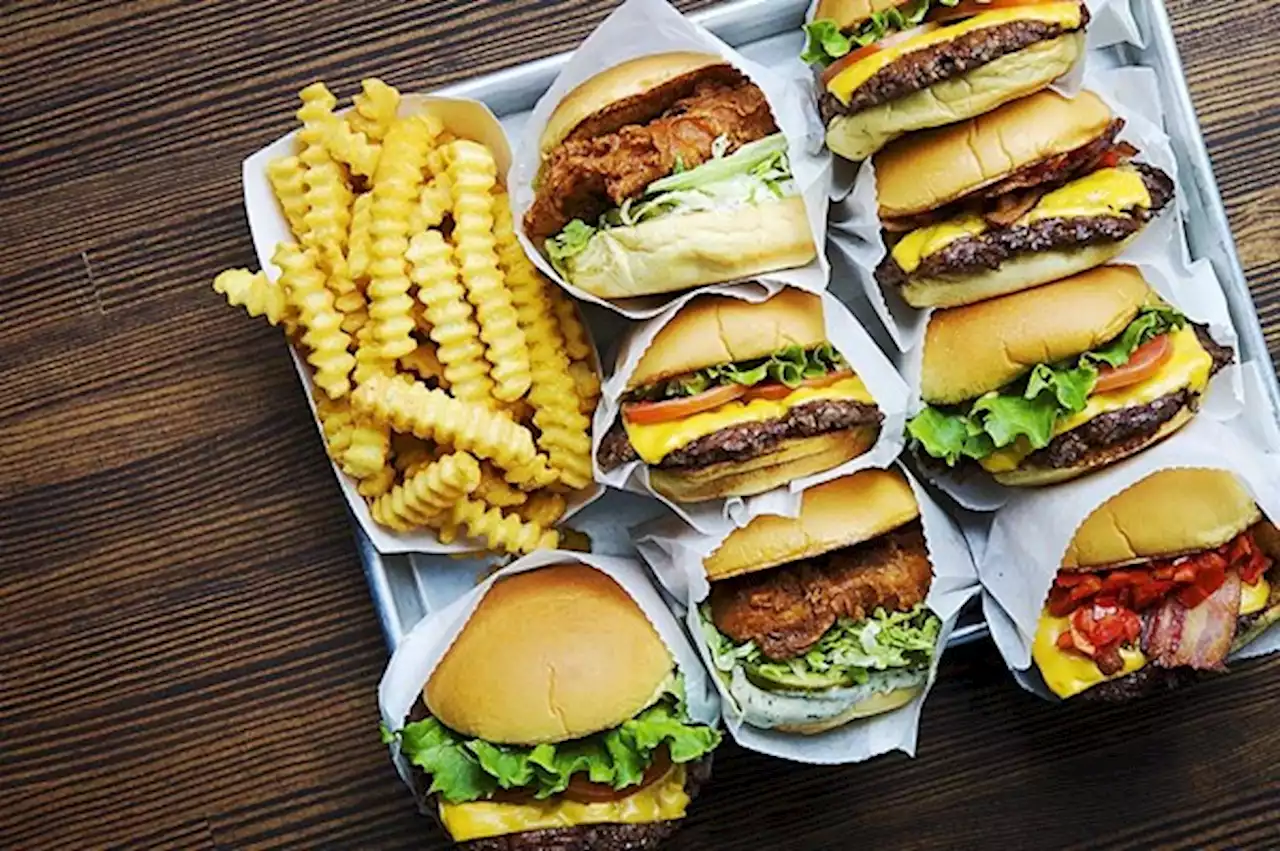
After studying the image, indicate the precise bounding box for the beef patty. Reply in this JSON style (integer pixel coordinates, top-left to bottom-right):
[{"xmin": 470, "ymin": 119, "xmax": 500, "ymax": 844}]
[
  {"xmin": 596, "ymin": 398, "xmax": 882, "ymax": 472},
  {"xmin": 875, "ymin": 163, "xmax": 1174, "ymax": 289},
  {"xmin": 819, "ymin": 11, "xmax": 1087, "ymax": 122}
]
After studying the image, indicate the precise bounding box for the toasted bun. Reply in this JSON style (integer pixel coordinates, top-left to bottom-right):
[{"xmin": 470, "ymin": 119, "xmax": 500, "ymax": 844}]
[
  {"xmin": 705, "ymin": 468, "xmax": 919, "ymax": 580},
  {"xmin": 558, "ymin": 195, "xmax": 816, "ymax": 301},
  {"xmin": 1059, "ymin": 468, "xmax": 1260, "ymax": 570},
  {"xmin": 425, "ymin": 565, "xmax": 673, "ymax": 745},
  {"xmin": 875, "ymin": 90, "xmax": 1114, "ymax": 218},
  {"xmin": 774, "ymin": 685, "xmax": 922, "ymax": 734},
  {"xmin": 994, "ymin": 409, "xmax": 1195, "ymax": 488},
  {"xmin": 540, "ymin": 52, "xmax": 730, "ymax": 155},
  {"xmin": 899, "ymin": 239, "xmax": 1134, "ymax": 308},
  {"xmin": 921, "ymin": 265, "xmax": 1151, "ymax": 405},
  {"xmin": 649, "ymin": 428, "xmax": 878, "ymax": 503},
  {"xmin": 813, "ymin": 0, "xmax": 906, "ymax": 28},
  {"xmin": 826, "ymin": 33, "xmax": 1083, "ymax": 161},
  {"xmin": 630, "ymin": 288, "xmax": 826, "ymax": 389}
]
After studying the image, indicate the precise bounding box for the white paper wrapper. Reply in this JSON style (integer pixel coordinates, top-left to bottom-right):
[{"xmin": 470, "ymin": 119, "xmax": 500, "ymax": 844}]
[
  {"xmin": 509, "ymin": 0, "xmax": 832, "ymax": 320},
  {"xmin": 634, "ymin": 463, "xmax": 978, "ymax": 763},
  {"xmin": 242, "ymin": 95, "xmax": 604, "ymax": 554},
  {"xmin": 981, "ymin": 415, "xmax": 1280, "ymax": 699},
  {"xmin": 592, "ymin": 283, "xmax": 910, "ymax": 536},
  {"xmin": 378, "ymin": 551, "xmax": 721, "ymax": 786}
]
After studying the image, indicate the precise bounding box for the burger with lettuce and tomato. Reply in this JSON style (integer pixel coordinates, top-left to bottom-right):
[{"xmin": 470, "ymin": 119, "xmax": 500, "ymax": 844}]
[
  {"xmin": 907, "ymin": 265, "xmax": 1234, "ymax": 487},
  {"xmin": 802, "ymin": 0, "xmax": 1089, "ymax": 161},
  {"xmin": 596, "ymin": 289, "xmax": 883, "ymax": 503}
]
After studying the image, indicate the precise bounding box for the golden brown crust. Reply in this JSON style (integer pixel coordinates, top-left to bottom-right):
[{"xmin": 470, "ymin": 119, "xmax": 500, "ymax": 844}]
[
  {"xmin": 814, "ymin": 0, "xmax": 910, "ymax": 29},
  {"xmin": 920, "ymin": 265, "xmax": 1152, "ymax": 405}
]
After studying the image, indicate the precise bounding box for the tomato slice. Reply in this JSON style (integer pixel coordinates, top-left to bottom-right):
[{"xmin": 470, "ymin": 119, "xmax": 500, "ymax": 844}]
[
  {"xmin": 741, "ymin": 369, "xmax": 855, "ymax": 402},
  {"xmin": 927, "ymin": 0, "xmax": 1062, "ymax": 25},
  {"xmin": 1093, "ymin": 335, "xmax": 1173, "ymax": 394},
  {"xmin": 820, "ymin": 24, "xmax": 939, "ymax": 87},
  {"xmin": 562, "ymin": 749, "xmax": 672, "ymax": 804},
  {"xmin": 622, "ymin": 384, "xmax": 746, "ymax": 425}
]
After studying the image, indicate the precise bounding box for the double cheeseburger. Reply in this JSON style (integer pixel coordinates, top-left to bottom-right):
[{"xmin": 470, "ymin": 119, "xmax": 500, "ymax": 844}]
[
  {"xmin": 803, "ymin": 0, "xmax": 1089, "ymax": 160},
  {"xmin": 524, "ymin": 51, "xmax": 816, "ymax": 301},
  {"xmin": 384, "ymin": 565, "xmax": 721, "ymax": 850},
  {"xmin": 700, "ymin": 469, "xmax": 942, "ymax": 732},
  {"xmin": 908, "ymin": 266, "xmax": 1234, "ymax": 486},
  {"xmin": 874, "ymin": 90, "xmax": 1175, "ymax": 308},
  {"xmin": 596, "ymin": 290, "xmax": 883, "ymax": 503},
  {"xmin": 1032, "ymin": 469, "xmax": 1280, "ymax": 701}
]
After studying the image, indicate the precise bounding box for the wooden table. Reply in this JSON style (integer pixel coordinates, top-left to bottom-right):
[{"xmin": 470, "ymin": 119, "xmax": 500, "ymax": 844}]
[{"xmin": 3, "ymin": 2, "xmax": 1278, "ymax": 848}]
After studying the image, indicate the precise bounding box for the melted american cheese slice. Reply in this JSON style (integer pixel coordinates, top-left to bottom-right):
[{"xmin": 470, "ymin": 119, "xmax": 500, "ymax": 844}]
[
  {"xmin": 826, "ymin": 2, "xmax": 1083, "ymax": 104},
  {"xmin": 1033, "ymin": 610, "xmax": 1146, "ymax": 699},
  {"xmin": 439, "ymin": 765, "xmax": 689, "ymax": 842},
  {"xmin": 623, "ymin": 376, "xmax": 875, "ymax": 465},
  {"xmin": 1241, "ymin": 576, "xmax": 1272, "ymax": 616},
  {"xmin": 979, "ymin": 326, "xmax": 1212, "ymax": 473}
]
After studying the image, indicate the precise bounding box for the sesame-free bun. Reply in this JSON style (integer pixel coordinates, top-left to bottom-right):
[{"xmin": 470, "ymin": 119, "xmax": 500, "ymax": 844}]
[
  {"xmin": 775, "ymin": 685, "xmax": 922, "ymax": 734},
  {"xmin": 826, "ymin": 33, "xmax": 1083, "ymax": 161},
  {"xmin": 425, "ymin": 565, "xmax": 673, "ymax": 745},
  {"xmin": 875, "ymin": 90, "xmax": 1114, "ymax": 219},
  {"xmin": 705, "ymin": 468, "xmax": 920, "ymax": 581},
  {"xmin": 1061, "ymin": 469, "xmax": 1261, "ymax": 569},
  {"xmin": 920, "ymin": 265, "xmax": 1151, "ymax": 405},
  {"xmin": 813, "ymin": 0, "xmax": 910, "ymax": 28},
  {"xmin": 629, "ymin": 289, "xmax": 828, "ymax": 389},
  {"xmin": 649, "ymin": 428, "xmax": 879, "ymax": 503}
]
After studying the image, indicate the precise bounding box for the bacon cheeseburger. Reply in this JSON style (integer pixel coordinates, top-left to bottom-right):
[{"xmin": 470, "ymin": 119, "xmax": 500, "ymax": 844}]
[
  {"xmin": 873, "ymin": 90, "xmax": 1175, "ymax": 308},
  {"xmin": 596, "ymin": 290, "xmax": 883, "ymax": 503},
  {"xmin": 803, "ymin": 0, "xmax": 1089, "ymax": 160},
  {"xmin": 381, "ymin": 565, "xmax": 721, "ymax": 850},
  {"xmin": 908, "ymin": 266, "xmax": 1234, "ymax": 486},
  {"xmin": 1032, "ymin": 469, "xmax": 1280, "ymax": 701},
  {"xmin": 524, "ymin": 51, "xmax": 816, "ymax": 300},
  {"xmin": 699, "ymin": 469, "xmax": 941, "ymax": 732}
]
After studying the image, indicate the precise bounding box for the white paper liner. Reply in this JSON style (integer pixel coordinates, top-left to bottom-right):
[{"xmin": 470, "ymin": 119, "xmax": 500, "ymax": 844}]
[
  {"xmin": 592, "ymin": 283, "xmax": 910, "ymax": 536},
  {"xmin": 242, "ymin": 95, "xmax": 605, "ymax": 554},
  {"xmin": 634, "ymin": 463, "xmax": 978, "ymax": 763},
  {"xmin": 378, "ymin": 551, "xmax": 721, "ymax": 786},
  {"xmin": 981, "ymin": 415, "xmax": 1280, "ymax": 700},
  {"xmin": 509, "ymin": 0, "xmax": 832, "ymax": 320}
]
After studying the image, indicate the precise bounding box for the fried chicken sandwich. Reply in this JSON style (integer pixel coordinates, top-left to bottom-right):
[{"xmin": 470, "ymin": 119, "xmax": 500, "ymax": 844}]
[
  {"xmin": 873, "ymin": 90, "xmax": 1175, "ymax": 308},
  {"xmin": 700, "ymin": 469, "xmax": 942, "ymax": 733},
  {"xmin": 1032, "ymin": 469, "xmax": 1280, "ymax": 701},
  {"xmin": 525, "ymin": 52, "xmax": 816, "ymax": 301}
]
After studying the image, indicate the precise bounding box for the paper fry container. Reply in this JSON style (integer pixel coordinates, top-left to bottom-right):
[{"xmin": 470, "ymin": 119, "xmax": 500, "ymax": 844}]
[
  {"xmin": 241, "ymin": 94, "xmax": 603, "ymax": 554},
  {"xmin": 509, "ymin": 0, "xmax": 833, "ymax": 320}
]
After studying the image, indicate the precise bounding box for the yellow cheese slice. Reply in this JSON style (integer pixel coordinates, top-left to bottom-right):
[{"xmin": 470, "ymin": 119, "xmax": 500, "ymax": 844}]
[
  {"xmin": 826, "ymin": 3, "xmax": 1083, "ymax": 104},
  {"xmin": 623, "ymin": 375, "xmax": 875, "ymax": 465},
  {"xmin": 891, "ymin": 214, "xmax": 988, "ymax": 274},
  {"xmin": 1241, "ymin": 576, "xmax": 1272, "ymax": 616},
  {"xmin": 1033, "ymin": 610, "xmax": 1146, "ymax": 699},
  {"xmin": 439, "ymin": 765, "xmax": 689, "ymax": 843},
  {"xmin": 1020, "ymin": 166, "xmax": 1151, "ymax": 223}
]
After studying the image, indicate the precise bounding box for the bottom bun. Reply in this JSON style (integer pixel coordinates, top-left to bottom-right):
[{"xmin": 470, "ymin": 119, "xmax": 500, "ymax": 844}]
[
  {"xmin": 826, "ymin": 32, "xmax": 1083, "ymax": 161},
  {"xmin": 993, "ymin": 408, "xmax": 1194, "ymax": 487},
  {"xmin": 900, "ymin": 239, "xmax": 1132, "ymax": 309},
  {"xmin": 559, "ymin": 195, "xmax": 816, "ymax": 300},
  {"xmin": 774, "ymin": 686, "xmax": 922, "ymax": 734},
  {"xmin": 649, "ymin": 427, "xmax": 878, "ymax": 503}
]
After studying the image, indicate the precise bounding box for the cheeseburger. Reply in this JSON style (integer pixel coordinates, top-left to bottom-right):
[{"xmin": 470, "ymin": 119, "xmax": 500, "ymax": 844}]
[
  {"xmin": 524, "ymin": 51, "xmax": 816, "ymax": 301},
  {"xmin": 596, "ymin": 290, "xmax": 883, "ymax": 503},
  {"xmin": 1032, "ymin": 469, "xmax": 1280, "ymax": 701},
  {"xmin": 803, "ymin": 0, "xmax": 1089, "ymax": 160},
  {"xmin": 874, "ymin": 90, "xmax": 1175, "ymax": 308},
  {"xmin": 701, "ymin": 469, "xmax": 942, "ymax": 732},
  {"xmin": 384, "ymin": 565, "xmax": 721, "ymax": 850},
  {"xmin": 908, "ymin": 266, "xmax": 1233, "ymax": 486}
]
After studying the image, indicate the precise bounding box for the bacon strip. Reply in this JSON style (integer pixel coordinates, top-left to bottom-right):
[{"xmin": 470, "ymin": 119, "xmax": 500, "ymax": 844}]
[{"xmin": 1142, "ymin": 570, "xmax": 1242, "ymax": 670}]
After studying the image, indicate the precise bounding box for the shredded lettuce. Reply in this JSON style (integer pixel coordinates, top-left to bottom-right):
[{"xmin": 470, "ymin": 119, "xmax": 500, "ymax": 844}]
[
  {"xmin": 383, "ymin": 676, "xmax": 720, "ymax": 805},
  {"xmin": 800, "ymin": 0, "xmax": 960, "ymax": 67},
  {"xmin": 908, "ymin": 305, "xmax": 1189, "ymax": 465},
  {"xmin": 627, "ymin": 344, "xmax": 847, "ymax": 402}
]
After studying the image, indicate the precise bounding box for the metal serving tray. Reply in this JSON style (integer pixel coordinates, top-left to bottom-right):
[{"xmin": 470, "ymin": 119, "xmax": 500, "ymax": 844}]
[{"xmin": 356, "ymin": 0, "xmax": 1279, "ymax": 650}]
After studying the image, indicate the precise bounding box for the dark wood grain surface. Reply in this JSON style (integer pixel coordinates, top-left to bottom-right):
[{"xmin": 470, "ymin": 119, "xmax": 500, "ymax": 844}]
[{"xmin": 3, "ymin": 2, "xmax": 1278, "ymax": 849}]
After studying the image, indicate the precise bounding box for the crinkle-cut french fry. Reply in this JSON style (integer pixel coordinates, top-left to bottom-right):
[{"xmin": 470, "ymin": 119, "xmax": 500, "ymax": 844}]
[
  {"xmin": 213, "ymin": 269, "xmax": 293, "ymax": 328},
  {"xmin": 367, "ymin": 115, "xmax": 440, "ymax": 365},
  {"xmin": 297, "ymin": 81, "xmax": 381, "ymax": 178},
  {"xmin": 371, "ymin": 452, "xmax": 481, "ymax": 532},
  {"xmin": 474, "ymin": 462, "xmax": 528, "ymax": 507},
  {"xmin": 350, "ymin": 78, "xmax": 400, "ymax": 144},
  {"xmin": 409, "ymin": 174, "xmax": 452, "ymax": 233},
  {"xmin": 352, "ymin": 374, "xmax": 540, "ymax": 476},
  {"xmin": 399, "ymin": 341, "xmax": 448, "ymax": 386},
  {"xmin": 445, "ymin": 140, "xmax": 531, "ymax": 402},
  {"xmin": 267, "ymin": 156, "xmax": 310, "ymax": 241},
  {"xmin": 352, "ymin": 322, "xmax": 394, "ymax": 386},
  {"xmin": 406, "ymin": 229, "xmax": 495, "ymax": 405},
  {"xmin": 443, "ymin": 496, "xmax": 558, "ymax": 555},
  {"xmin": 569, "ymin": 360, "xmax": 601, "ymax": 415},
  {"xmin": 503, "ymin": 452, "xmax": 559, "ymax": 491},
  {"xmin": 548, "ymin": 286, "xmax": 593, "ymax": 362},
  {"xmin": 314, "ymin": 392, "xmax": 355, "ymax": 460},
  {"xmin": 342, "ymin": 417, "xmax": 390, "ymax": 479},
  {"xmin": 514, "ymin": 491, "xmax": 567, "ymax": 528},
  {"xmin": 274, "ymin": 243, "xmax": 355, "ymax": 399},
  {"xmin": 357, "ymin": 463, "xmax": 396, "ymax": 499},
  {"xmin": 347, "ymin": 192, "xmax": 374, "ymax": 284},
  {"xmin": 297, "ymin": 85, "xmax": 354, "ymax": 265}
]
